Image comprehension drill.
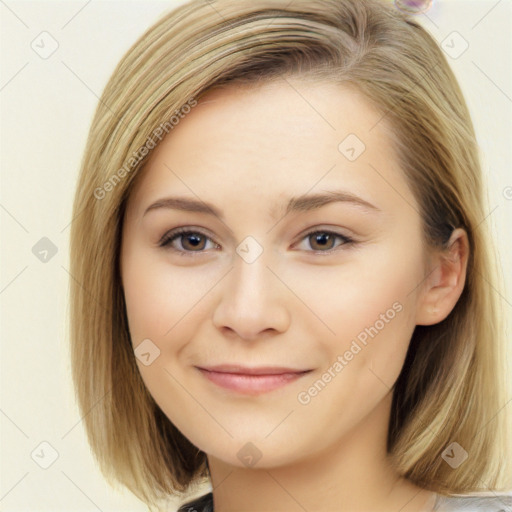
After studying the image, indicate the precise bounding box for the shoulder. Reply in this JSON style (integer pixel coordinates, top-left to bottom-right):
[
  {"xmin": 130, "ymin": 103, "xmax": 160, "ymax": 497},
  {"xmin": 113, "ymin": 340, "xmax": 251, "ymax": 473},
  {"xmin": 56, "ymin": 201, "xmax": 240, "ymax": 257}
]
[
  {"xmin": 177, "ymin": 492, "xmax": 213, "ymax": 512},
  {"xmin": 434, "ymin": 492, "xmax": 512, "ymax": 511}
]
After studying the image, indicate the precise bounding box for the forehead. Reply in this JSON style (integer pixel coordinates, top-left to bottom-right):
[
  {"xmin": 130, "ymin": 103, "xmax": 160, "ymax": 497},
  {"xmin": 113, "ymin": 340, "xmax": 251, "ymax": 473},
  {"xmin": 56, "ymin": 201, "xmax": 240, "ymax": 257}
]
[{"xmin": 126, "ymin": 78, "xmax": 415, "ymax": 220}]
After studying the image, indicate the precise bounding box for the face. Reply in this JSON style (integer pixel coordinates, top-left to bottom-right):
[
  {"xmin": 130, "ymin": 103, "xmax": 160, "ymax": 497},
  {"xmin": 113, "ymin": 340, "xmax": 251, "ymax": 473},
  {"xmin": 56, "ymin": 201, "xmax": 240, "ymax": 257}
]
[{"xmin": 120, "ymin": 79, "xmax": 430, "ymax": 468}]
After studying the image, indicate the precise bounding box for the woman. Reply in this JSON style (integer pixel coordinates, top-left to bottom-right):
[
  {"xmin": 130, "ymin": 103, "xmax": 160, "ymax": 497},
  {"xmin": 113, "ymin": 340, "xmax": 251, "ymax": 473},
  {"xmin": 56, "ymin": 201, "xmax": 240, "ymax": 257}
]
[{"xmin": 69, "ymin": 1, "xmax": 512, "ymax": 511}]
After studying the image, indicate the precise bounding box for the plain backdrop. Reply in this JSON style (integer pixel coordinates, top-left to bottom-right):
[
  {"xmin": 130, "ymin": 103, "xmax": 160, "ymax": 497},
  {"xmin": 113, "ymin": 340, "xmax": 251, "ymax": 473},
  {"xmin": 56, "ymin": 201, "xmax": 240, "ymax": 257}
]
[{"xmin": 1, "ymin": 1, "xmax": 511, "ymax": 511}]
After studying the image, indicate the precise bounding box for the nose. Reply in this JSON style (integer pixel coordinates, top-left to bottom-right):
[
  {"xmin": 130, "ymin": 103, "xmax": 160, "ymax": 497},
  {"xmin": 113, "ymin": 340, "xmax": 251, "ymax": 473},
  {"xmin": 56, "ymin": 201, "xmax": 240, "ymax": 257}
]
[{"xmin": 212, "ymin": 248, "xmax": 291, "ymax": 341}]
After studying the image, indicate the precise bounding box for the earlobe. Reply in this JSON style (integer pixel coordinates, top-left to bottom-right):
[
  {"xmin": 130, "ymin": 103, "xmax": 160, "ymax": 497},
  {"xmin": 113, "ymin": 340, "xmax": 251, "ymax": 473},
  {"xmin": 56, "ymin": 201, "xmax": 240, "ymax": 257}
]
[{"xmin": 415, "ymin": 228, "xmax": 469, "ymax": 326}]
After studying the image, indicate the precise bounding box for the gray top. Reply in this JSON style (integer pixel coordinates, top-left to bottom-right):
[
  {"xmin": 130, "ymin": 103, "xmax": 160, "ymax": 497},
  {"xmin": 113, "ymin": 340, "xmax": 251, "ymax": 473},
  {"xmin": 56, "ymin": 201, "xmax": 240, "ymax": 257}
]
[
  {"xmin": 177, "ymin": 491, "xmax": 512, "ymax": 511},
  {"xmin": 433, "ymin": 493, "xmax": 512, "ymax": 511}
]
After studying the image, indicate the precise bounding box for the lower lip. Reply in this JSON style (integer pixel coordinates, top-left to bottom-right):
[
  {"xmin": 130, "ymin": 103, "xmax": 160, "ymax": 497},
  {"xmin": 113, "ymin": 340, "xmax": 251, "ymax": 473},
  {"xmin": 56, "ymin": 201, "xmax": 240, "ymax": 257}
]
[{"xmin": 197, "ymin": 368, "xmax": 309, "ymax": 395}]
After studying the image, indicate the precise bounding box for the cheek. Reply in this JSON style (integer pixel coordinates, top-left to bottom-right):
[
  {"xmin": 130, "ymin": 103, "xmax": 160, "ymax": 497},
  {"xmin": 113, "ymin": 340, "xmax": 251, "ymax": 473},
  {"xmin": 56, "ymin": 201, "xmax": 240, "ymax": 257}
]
[
  {"xmin": 288, "ymin": 251, "xmax": 421, "ymax": 431},
  {"xmin": 292, "ymin": 245, "xmax": 422, "ymax": 386},
  {"xmin": 120, "ymin": 247, "xmax": 215, "ymax": 434},
  {"xmin": 121, "ymin": 246, "xmax": 215, "ymax": 345},
  {"xmin": 122, "ymin": 259, "xmax": 171, "ymax": 345},
  {"xmin": 285, "ymin": 245, "xmax": 421, "ymax": 341}
]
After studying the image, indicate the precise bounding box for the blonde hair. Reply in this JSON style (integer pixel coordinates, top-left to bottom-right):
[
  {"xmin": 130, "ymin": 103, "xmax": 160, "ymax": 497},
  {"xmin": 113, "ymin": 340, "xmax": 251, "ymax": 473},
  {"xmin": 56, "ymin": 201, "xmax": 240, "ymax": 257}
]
[{"xmin": 69, "ymin": 0, "xmax": 512, "ymax": 508}]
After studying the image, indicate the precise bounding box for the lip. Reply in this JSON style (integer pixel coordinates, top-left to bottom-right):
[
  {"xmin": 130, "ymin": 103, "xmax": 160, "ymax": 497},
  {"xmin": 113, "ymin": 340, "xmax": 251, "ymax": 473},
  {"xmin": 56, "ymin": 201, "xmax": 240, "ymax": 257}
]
[
  {"xmin": 196, "ymin": 365, "xmax": 312, "ymax": 395},
  {"xmin": 199, "ymin": 364, "xmax": 311, "ymax": 375}
]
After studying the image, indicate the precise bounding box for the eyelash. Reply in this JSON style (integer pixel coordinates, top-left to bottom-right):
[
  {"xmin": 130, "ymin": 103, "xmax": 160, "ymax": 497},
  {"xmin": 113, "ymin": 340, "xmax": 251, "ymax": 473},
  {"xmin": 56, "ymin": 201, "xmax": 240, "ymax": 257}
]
[{"xmin": 158, "ymin": 226, "xmax": 355, "ymax": 257}]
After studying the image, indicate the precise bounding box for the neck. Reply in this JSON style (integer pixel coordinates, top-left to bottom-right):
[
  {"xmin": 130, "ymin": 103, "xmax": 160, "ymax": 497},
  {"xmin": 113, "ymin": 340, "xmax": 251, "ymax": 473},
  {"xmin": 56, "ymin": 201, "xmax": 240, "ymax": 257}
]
[{"xmin": 207, "ymin": 393, "xmax": 437, "ymax": 512}]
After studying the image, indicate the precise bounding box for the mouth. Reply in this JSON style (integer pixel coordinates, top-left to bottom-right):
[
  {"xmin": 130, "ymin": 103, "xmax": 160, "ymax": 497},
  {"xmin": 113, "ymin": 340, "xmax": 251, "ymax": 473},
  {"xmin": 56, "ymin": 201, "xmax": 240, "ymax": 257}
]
[{"xmin": 195, "ymin": 365, "xmax": 313, "ymax": 395}]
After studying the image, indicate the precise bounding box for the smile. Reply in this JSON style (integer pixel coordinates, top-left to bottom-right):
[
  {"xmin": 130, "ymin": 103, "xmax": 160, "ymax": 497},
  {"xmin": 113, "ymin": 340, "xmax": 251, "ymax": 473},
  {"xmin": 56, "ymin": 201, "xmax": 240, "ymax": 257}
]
[{"xmin": 196, "ymin": 366, "xmax": 313, "ymax": 395}]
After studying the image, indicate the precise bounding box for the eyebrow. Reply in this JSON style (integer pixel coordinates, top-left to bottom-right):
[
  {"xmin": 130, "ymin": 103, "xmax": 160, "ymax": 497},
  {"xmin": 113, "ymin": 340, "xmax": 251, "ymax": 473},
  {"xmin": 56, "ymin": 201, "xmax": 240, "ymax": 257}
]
[{"xmin": 142, "ymin": 189, "xmax": 381, "ymax": 220}]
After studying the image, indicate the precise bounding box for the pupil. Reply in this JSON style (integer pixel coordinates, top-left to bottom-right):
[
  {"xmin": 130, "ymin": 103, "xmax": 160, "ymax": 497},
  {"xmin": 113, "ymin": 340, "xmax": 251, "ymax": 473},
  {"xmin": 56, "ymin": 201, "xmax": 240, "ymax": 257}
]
[
  {"xmin": 312, "ymin": 233, "xmax": 332, "ymax": 250},
  {"xmin": 186, "ymin": 234, "xmax": 203, "ymax": 249}
]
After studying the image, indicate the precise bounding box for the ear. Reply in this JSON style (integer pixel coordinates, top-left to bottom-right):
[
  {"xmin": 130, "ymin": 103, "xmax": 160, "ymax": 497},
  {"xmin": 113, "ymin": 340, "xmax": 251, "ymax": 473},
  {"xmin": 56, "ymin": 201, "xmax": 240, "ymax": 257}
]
[{"xmin": 415, "ymin": 228, "xmax": 469, "ymax": 326}]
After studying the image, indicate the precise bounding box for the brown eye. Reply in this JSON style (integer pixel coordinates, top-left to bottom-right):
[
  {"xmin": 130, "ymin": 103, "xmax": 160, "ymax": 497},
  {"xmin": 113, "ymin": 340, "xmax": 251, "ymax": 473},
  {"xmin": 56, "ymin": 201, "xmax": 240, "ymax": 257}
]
[
  {"xmin": 159, "ymin": 228, "xmax": 218, "ymax": 255},
  {"xmin": 179, "ymin": 232, "xmax": 207, "ymax": 251},
  {"xmin": 298, "ymin": 230, "xmax": 354, "ymax": 253},
  {"xmin": 308, "ymin": 232, "xmax": 337, "ymax": 251}
]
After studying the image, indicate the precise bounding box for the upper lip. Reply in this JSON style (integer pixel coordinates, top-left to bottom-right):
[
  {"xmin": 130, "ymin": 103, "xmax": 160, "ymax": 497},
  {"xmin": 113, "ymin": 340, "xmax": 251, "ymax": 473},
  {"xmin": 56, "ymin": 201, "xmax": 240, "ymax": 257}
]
[{"xmin": 197, "ymin": 364, "xmax": 312, "ymax": 375}]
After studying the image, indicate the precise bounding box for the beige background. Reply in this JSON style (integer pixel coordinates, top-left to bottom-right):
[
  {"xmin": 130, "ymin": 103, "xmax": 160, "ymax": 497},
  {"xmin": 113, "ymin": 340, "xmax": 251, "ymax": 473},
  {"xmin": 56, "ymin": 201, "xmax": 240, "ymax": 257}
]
[{"xmin": 1, "ymin": 1, "xmax": 511, "ymax": 510}]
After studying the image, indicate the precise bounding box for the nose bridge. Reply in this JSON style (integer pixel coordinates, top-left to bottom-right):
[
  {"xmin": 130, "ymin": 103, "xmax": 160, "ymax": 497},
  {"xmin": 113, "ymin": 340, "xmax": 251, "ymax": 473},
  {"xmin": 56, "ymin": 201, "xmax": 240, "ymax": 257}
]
[
  {"xmin": 230, "ymin": 236, "xmax": 274, "ymax": 304},
  {"xmin": 212, "ymin": 235, "xmax": 290, "ymax": 338}
]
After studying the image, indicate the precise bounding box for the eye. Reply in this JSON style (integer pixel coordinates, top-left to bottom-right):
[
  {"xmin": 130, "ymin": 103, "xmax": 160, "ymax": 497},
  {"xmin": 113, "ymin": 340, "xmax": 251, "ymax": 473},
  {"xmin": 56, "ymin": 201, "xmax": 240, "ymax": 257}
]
[
  {"xmin": 159, "ymin": 227, "xmax": 354, "ymax": 256},
  {"xmin": 295, "ymin": 229, "xmax": 354, "ymax": 254},
  {"xmin": 159, "ymin": 227, "xmax": 219, "ymax": 256}
]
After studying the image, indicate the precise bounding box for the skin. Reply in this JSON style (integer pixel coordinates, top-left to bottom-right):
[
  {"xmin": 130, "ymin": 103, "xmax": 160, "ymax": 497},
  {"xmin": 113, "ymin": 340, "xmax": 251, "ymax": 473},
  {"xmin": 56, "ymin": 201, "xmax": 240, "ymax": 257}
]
[{"xmin": 120, "ymin": 78, "xmax": 469, "ymax": 512}]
